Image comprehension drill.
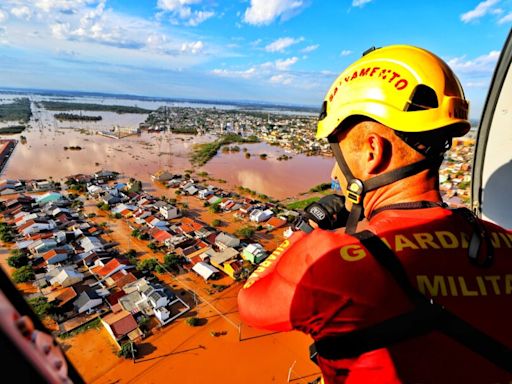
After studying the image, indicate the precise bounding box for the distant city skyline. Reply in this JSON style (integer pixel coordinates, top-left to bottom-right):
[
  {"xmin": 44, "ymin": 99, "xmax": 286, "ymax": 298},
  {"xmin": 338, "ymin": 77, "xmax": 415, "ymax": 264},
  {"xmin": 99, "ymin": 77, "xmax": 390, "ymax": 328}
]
[{"xmin": 0, "ymin": 0, "xmax": 510, "ymax": 118}]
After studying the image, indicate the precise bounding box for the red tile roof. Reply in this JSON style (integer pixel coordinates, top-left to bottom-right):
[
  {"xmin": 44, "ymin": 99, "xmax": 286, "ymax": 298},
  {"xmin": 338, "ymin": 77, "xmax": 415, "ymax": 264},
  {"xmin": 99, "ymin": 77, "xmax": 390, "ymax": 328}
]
[
  {"xmin": 15, "ymin": 216, "xmax": 26, "ymax": 223},
  {"xmin": 120, "ymin": 209, "xmax": 131, "ymax": 217},
  {"xmin": 95, "ymin": 259, "xmax": 125, "ymax": 277},
  {"xmin": 111, "ymin": 271, "xmax": 137, "ymax": 289},
  {"xmin": 145, "ymin": 215, "xmax": 156, "ymax": 224},
  {"xmin": 46, "ymin": 287, "xmax": 77, "ymax": 307},
  {"xmin": 26, "ymin": 232, "xmax": 54, "ymax": 241},
  {"xmin": 42, "ymin": 248, "xmax": 68, "ymax": 261},
  {"xmin": 103, "ymin": 310, "xmax": 138, "ymax": 339},
  {"xmin": 266, "ymin": 217, "xmax": 287, "ymax": 229},
  {"xmin": 106, "ymin": 290, "xmax": 127, "ymax": 306},
  {"xmin": 180, "ymin": 217, "xmax": 204, "ymax": 233},
  {"xmin": 152, "ymin": 229, "xmax": 173, "ymax": 243},
  {"xmin": 18, "ymin": 219, "xmax": 36, "ymax": 232}
]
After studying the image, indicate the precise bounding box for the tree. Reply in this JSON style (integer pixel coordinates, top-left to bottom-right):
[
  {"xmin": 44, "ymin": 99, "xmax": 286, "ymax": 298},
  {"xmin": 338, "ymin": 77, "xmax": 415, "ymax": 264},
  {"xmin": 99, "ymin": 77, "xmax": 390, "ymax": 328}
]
[
  {"xmin": 118, "ymin": 341, "xmax": 137, "ymax": 359},
  {"xmin": 114, "ymin": 212, "xmax": 122, "ymax": 219},
  {"xmin": 136, "ymin": 258, "xmax": 158, "ymax": 273},
  {"xmin": 236, "ymin": 226, "xmax": 256, "ymax": 240},
  {"xmin": 129, "ymin": 180, "xmax": 143, "ymax": 193},
  {"xmin": 164, "ymin": 253, "xmax": 182, "ymax": 270},
  {"xmin": 28, "ymin": 297, "xmax": 54, "ymax": 318},
  {"xmin": 186, "ymin": 317, "xmax": 201, "ymax": 327},
  {"xmin": 147, "ymin": 242, "xmax": 158, "ymax": 252},
  {"xmin": 209, "ymin": 202, "xmax": 221, "ymax": 213},
  {"xmin": 12, "ymin": 265, "xmax": 35, "ymax": 283},
  {"xmin": 138, "ymin": 316, "xmax": 151, "ymax": 332},
  {"xmin": 125, "ymin": 249, "xmax": 137, "ymax": 259},
  {"xmin": 211, "ymin": 219, "xmax": 221, "ymax": 227},
  {"xmin": 7, "ymin": 252, "xmax": 28, "ymax": 268},
  {"xmin": 0, "ymin": 222, "xmax": 15, "ymax": 242},
  {"xmin": 131, "ymin": 228, "xmax": 140, "ymax": 238}
]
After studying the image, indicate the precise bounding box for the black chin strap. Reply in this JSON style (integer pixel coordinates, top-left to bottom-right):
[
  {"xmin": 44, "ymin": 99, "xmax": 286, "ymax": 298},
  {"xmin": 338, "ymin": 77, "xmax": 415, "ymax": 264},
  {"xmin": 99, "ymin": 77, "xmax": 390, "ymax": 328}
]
[{"xmin": 329, "ymin": 139, "xmax": 440, "ymax": 234}]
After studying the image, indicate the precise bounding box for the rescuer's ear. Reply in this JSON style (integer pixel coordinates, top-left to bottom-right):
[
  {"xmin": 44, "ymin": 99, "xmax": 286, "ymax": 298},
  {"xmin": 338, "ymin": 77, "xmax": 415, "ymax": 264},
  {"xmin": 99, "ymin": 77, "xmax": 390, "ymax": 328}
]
[{"xmin": 364, "ymin": 133, "xmax": 389, "ymax": 175}]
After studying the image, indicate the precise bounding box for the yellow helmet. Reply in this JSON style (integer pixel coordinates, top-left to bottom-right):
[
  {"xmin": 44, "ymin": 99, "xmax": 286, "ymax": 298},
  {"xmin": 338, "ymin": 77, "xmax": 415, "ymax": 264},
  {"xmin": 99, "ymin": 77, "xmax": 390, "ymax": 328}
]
[{"xmin": 316, "ymin": 45, "xmax": 470, "ymax": 139}]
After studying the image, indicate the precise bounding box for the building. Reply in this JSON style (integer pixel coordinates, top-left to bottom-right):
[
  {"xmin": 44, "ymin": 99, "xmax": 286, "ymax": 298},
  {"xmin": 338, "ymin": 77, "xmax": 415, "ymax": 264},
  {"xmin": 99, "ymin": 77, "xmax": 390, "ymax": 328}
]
[
  {"xmin": 101, "ymin": 306, "xmax": 142, "ymax": 348},
  {"xmin": 80, "ymin": 236, "xmax": 104, "ymax": 253},
  {"xmin": 151, "ymin": 170, "xmax": 174, "ymax": 182},
  {"xmin": 249, "ymin": 209, "xmax": 274, "ymax": 223},
  {"xmin": 41, "ymin": 248, "xmax": 69, "ymax": 265},
  {"xmin": 242, "ymin": 243, "xmax": 267, "ymax": 264},
  {"xmin": 73, "ymin": 288, "xmax": 103, "ymax": 314},
  {"xmin": 159, "ymin": 204, "xmax": 180, "ymax": 220},
  {"xmin": 49, "ymin": 267, "xmax": 84, "ymax": 287},
  {"xmin": 192, "ymin": 262, "xmax": 220, "ymax": 280},
  {"xmin": 215, "ymin": 232, "xmax": 240, "ymax": 250}
]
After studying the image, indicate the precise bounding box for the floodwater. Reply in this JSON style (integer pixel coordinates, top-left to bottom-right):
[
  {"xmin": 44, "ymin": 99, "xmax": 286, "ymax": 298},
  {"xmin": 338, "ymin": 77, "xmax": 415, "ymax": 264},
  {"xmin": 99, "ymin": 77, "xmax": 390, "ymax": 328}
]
[
  {"xmin": 203, "ymin": 143, "xmax": 333, "ymax": 199},
  {"xmin": 1, "ymin": 97, "xmax": 332, "ymax": 200}
]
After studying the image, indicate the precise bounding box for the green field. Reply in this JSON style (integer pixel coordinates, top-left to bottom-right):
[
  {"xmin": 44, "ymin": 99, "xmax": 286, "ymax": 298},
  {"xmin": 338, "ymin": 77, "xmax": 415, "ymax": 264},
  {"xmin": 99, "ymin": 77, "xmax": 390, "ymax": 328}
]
[
  {"xmin": 191, "ymin": 133, "xmax": 259, "ymax": 165},
  {"xmin": 0, "ymin": 98, "xmax": 32, "ymax": 122},
  {"xmin": 0, "ymin": 125, "xmax": 26, "ymax": 134},
  {"xmin": 54, "ymin": 113, "xmax": 102, "ymax": 121},
  {"xmin": 40, "ymin": 101, "xmax": 152, "ymax": 114},
  {"xmin": 286, "ymin": 196, "xmax": 321, "ymax": 210}
]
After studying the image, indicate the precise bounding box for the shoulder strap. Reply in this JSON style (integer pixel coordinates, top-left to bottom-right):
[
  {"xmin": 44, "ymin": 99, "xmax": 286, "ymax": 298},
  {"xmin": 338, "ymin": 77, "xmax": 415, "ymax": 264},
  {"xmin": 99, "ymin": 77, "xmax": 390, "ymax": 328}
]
[
  {"xmin": 451, "ymin": 207, "xmax": 494, "ymax": 267},
  {"xmin": 312, "ymin": 230, "xmax": 512, "ymax": 373}
]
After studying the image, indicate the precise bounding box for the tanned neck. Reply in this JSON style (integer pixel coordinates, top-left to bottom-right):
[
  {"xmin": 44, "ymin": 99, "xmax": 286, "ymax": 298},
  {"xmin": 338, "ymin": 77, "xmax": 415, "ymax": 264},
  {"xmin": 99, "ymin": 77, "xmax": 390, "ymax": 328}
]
[{"xmin": 363, "ymin": 169, "xmax": 442, "ymax": 218}]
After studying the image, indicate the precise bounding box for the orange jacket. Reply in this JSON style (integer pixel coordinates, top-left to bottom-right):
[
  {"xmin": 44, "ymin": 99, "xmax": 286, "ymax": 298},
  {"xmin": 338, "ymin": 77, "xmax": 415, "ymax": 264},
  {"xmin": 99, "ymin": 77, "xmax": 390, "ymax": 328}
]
[{"xmin": 238, "ymin": 206, "xmax": 512, "ymax": 384}]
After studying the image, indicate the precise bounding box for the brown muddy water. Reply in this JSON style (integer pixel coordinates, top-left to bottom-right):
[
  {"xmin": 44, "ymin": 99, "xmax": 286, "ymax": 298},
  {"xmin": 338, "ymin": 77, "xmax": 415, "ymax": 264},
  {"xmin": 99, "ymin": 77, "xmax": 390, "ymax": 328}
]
[{"xmin": 1, "ymin": 104, "xmax": 333, "ymax": 200}]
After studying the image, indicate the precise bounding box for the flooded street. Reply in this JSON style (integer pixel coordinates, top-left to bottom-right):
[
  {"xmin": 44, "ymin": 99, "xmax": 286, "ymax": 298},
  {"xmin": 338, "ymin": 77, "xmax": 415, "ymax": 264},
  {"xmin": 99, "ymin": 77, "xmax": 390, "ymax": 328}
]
[{"xmin": 1, "ymin": 98, "xmax": 333, "ymax": 200}]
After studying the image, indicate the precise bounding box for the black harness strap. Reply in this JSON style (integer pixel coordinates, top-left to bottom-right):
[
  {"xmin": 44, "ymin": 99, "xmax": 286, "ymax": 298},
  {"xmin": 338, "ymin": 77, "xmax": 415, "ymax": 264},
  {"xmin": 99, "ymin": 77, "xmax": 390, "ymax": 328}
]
[{"xmin": 312, "ymin": 230, "xmax": 512, "ymax": 373}]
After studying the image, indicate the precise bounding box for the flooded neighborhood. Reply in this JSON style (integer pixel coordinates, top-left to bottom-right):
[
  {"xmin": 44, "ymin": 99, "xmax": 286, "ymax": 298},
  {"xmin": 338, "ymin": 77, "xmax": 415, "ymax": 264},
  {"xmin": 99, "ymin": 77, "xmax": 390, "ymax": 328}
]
[{"xmin": 0, "ymin": 92, "xmax": 477, "ymax": 383}]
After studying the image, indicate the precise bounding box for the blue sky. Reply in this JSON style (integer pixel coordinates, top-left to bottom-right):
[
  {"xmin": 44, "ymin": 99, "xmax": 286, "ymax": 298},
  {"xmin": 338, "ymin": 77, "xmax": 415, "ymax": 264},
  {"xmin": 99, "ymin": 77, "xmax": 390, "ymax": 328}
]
[{"xmin": 0, "ymin": 0, "xmax": 510, "ymax": 118}]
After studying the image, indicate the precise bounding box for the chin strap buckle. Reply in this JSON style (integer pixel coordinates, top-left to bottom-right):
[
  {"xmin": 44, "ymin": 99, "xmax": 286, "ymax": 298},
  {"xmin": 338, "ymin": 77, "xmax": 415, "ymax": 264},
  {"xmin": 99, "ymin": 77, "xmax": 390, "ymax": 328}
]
[{"xmin": 346, "ymin": 179, "xmax": 364, "ymax": 205}]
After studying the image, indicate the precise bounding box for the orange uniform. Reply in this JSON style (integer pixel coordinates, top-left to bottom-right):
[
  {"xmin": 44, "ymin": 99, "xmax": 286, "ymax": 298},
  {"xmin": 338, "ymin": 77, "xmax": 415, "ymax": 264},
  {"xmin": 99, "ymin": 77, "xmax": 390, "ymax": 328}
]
[{"xmin": 238, "ymin": 206, "xmax": 512, "ymax": 383}]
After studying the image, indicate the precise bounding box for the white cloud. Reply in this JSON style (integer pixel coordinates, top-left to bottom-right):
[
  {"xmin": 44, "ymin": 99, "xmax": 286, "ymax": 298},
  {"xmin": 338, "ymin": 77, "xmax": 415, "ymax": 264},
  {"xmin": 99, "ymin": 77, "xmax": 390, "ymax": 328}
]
[
  {"xmin": 465, "ymin": 81, "xmax": 489, "ymax": 88},
  {"xmin": 181, "ymin": 40, "xmax": 204, "ymax": 54},
  {"xmin": 498, "ymin": 11, "xmax": 512, "ymax": 23},
  {"xmin": 265, "ymin": 36, "xmax": 303, "ymax": 52},
  {"xmin": 33, "ymin": 0, "xmax": 97, "ymax": 13},
  {"xmin": 243, "ymin": 0, "xmax": 305, "ymax": 25},
  {"xmin": 301, "ymin": 44, "xmax": 319, "ymax": 53},
  {"xmin": 352, "ymin": 0, "xmax": 373, "ymax": 7},
  {"xmin": 448, "ymin": 50, "xmax": 500, "ymax": 74},
  {"xmin": 340, "ymin": 49, "xmax": 353, "ymax": 56},
  {"xmin": 50, "ymin": 22, "xmax": 71, "ymax": 39},
  {"xmin": 11, "ymin": 6, "xmax": 32, "ymax": 20},
  {"xmin": 186, "ymin": 10, "xmax": 214, "ymax": 26},
  {"xmin": 211, "ymin": 67, "xmax": 258, "ymax": 79},
  {"xmin": 460, "ymin": 0, "xmax": 500, "ymax": 23},
  {"xmin": 0, "ymin": 10, "xmax": 8, "ymax": 23},
  {"xmin": 157, "ymin": 0, "xmax": 214, "ymax": 26},
  {"xmin": 270, "ymin": 73, "xmax": 293, "ymax": 85},
  {"xmin": 275, "ymin": 56, "xmax": 298, "ymax": 70},
  {"xmin": 157, "ymin": 0, "xmax": 200, "ymax": 12},
  {"xmin": 0, "ymin": 0, "xmax": 225, "ymax": 74}
]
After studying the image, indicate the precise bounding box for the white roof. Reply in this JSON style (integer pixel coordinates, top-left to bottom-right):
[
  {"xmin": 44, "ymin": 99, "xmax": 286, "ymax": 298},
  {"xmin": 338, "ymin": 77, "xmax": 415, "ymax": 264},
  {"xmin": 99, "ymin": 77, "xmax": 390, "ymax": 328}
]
[
  {"xmin": 192, "ymin": 262, "xmax": 219, "ymax": 280},
  {"xmin": 245, "ymin": 243, "xmax": 265, "ymax": 254}
]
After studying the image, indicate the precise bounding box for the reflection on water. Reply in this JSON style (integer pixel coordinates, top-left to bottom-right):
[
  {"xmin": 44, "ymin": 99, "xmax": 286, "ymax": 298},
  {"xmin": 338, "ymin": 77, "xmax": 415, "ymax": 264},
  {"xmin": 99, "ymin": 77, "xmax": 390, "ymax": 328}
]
[
  {"xmin": 203, "ymin": 143, "xmax": 333, "ymax": 199},
  {"xmin": 1, "ymin": 99, "xmax": 333, "ymax": 200}
]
